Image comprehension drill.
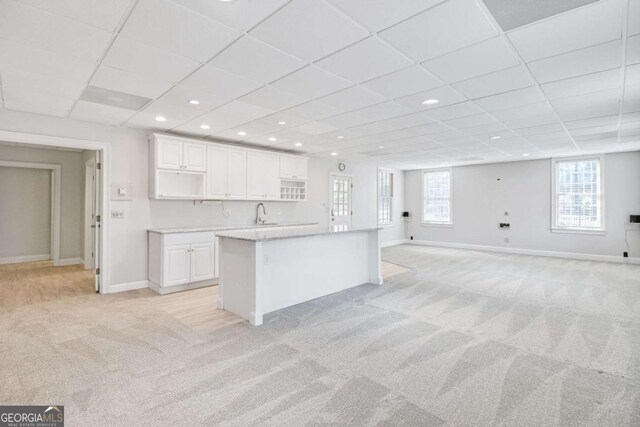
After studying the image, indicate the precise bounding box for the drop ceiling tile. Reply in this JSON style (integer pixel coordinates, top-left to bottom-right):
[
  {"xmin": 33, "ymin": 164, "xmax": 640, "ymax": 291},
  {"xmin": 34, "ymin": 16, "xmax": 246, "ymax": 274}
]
[
  {"xmin": 126, "ymin": 100, "xmax": 203, "ymax": 130},
  {"xmin": 524, "ymin": 131, "xmax": 573, "ymax": 145},
  {"xmin": 445, "ymin": 113, "xmax": 497, "ymax": 129},
  {"xmin": 239, "ymin": 85, "xmax": 307, "ymax": 111},
  {"xmin": 507, "ymin": 0, "xmax": 622, "ymax": 62},
  {"xmin": 327, "ymin": 0, "xmax": 445, "ymax": 32},
  {"xmin": 69, "ymin": 100, "xmax": 134, "ymax": 126},
  {"xmin": 491, "ymin": 101, "xmax": 555, "ymax": 121},
  {"xmin": 626, "ymin": 64, "xmax": 640, "ymax": 87},
  {"xmin": 353, "ymin": 101, "xmax": 414, "ymax": 121},
  {"xmin": 316, "ymin": 36, "xmax": 413, "ymax": 83},
  {"xmin": 1, "ymin": 67, "xmax": 85, "ymax": 100},
  {"xmin": 515, "ymin": 122, "xmax": 566, "ymax": 136},
  {"xmin": 292, "ymin": 121, "xmax": 339, "ymax": 135},
  {"xmin": 422, "ymin": 36, "xmax": 520, "ymax": 84},
  {"xmin": 317, "ymin": 86, "xmax": 386, "ymax": 112},
  {"xmin": 628, "ymin": 35, "xmax": 640, "ymax": 66},
  {"xmin": 540, "ymin": 68, "xmax": 622, "ymax": 100},
  {"xmin": 452, "ymin": 66, "xmax": 534, "ymax": 99},
  {"xmin": 271, "ymin": 66, "xmax": 353, "ymax": 99},
  {"xmin": 0, "ymin": 0, "xmax": 112, "ymax": 62},
  {"xmin": 160, "ymin": 65, "xmax": 263, "ymax": 111},
  {"xmin": 380, "ymin": 0, "xmax": 497, "ymax": 62},
  {"xmin": 2, "ymin": 86, "xmax": 76, "ymax": 117},
  {"xmin": 249, "ymin": 0, "xmax": 368, "ymax": 62},
  {"xmin": 428, "ymin": 129, "xmax": 468, "ymax": 141},
  {"xmin": 173, "ymin": 100, "xmax": 275, "ymax": 134},
  {"xmin": 474, "ymin": 86, "xmax": 545, "ymax": 112},
  {"xmin": 395, "ymin": 86, "xmax": 467, "ymax": 111},
  {"xmin": 121, "ymin": 0, "xmax": 240, "ymax": 62},
  {"xmin": 172, "ymin": 0, "xmax": 289, "ymax": 31},
  {"xmin": 0, "ymin": 39, "xmax": 94, "ymax": 83},
  {"xmin": 103, "ymin": 36, "xmax": 199, "ymax": 86},
  {"xmin": 91, "ymin": 65, "xmax": 169, "ymax": 100},
  {"xmin": 16, "ymin": 0, "xmax": 131, "ymax": 31},
  {"xmin": 213, "ymin": 122, "xmax": 274, "ymax": 141},
  {"xmin": 551, "ymin": 88, "xmax": 621, "ymax": 121},
  {"xmin": 527, "ymin": 40, "xmax": 622, "ymax": 84},
  {"xmin": 284, "ymin": 101, "xmax": 344, "ymax": 121},
  {"xmin": 623, "ymin": 84, "xmax": 640, "ymax": 113},
  {"xmin": 400, "ymin": 122, "xmax": 452, "ymax": 137},
  {"xmin": 503, "ymin": 113, "xmax": 560, "ymax": 129},
  {"xmin": 361, "ymin": 65, "xmax": 443, "ymax": 99},
  {"xmin": 253, "ymin": 113, "xmax": 309, "ymax": 131},
  {"xmin": 465, "ymin": 122, "xmax": 511, "ymax": 137},
  {"xmin": 423, "ymin": 101, "xmax": 483, "ymax": 121},
  {"xmin": 629, "ymin": 0, "xmax": 640, "ymax": 36},
  {"xmin": 319, "ymin": 112, "xmax": 371, "ymax": 129},
  {"xmin": 564, "ymin": 114, "xmax": 619, "ymax": 130},
  {"xmin": 209, "ymin": 36, "xmax": 305, "ymax": 84}
]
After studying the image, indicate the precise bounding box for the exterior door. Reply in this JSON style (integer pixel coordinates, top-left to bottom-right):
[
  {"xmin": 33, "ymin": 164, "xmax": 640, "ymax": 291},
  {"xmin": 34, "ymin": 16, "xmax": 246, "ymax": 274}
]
[
  {"xmin": 330, "ymin": 174, "xmax": 352, "ymax": 229},
  {"xmin": 226, "ymin": 149, "xmax": 247, "ymax": 199},
  {"xmin": 164, "ymin": 244, "xmax": 191, "ymax": 286},
  {"xmin": 190, "ymin": 242, "xmax": 215, "ymax": 281}
]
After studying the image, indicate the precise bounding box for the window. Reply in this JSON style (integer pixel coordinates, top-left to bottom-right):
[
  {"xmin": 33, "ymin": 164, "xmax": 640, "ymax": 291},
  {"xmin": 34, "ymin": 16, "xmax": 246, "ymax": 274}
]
[
  {"xmin": 552, "ymin": 156, "xmax": 604, "ymax": 232},
  {"xmin": 378, "ymin": 169, "xmax": 393, "ymax": 225},
  {"xmin": 423, "ymin": 169, "xmax": 452, "ymax": 225}
]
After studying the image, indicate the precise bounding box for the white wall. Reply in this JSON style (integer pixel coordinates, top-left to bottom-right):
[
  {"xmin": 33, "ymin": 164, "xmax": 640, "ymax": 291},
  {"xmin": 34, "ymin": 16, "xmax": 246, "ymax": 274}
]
[
  {"xmin": 404, "ymin": 152, "xmax": 640, "ymax": 259},
  {"xmin": 0, "ymin": 166, "xmax": 51, "ymax": 260},
  {"xmin": 0, "ymin": 145, "xmax": 84, "ymax": 260},
  {"xmin": 0, "ymin": 109, "xmax": 398, "ymax": 289}
]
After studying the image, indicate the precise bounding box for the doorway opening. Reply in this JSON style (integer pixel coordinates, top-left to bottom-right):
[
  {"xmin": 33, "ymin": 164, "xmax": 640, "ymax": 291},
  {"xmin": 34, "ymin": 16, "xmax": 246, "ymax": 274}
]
[{"xmin": 329, "ymin": 173, "xmax": 353, "ymax": 230}]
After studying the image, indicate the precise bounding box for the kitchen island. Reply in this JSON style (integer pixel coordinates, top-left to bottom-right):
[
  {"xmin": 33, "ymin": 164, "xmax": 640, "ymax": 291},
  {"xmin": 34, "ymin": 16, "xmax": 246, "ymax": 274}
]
[{"xmin": 216, "ymin": 225, "xmax": 382, "ymax": 325}]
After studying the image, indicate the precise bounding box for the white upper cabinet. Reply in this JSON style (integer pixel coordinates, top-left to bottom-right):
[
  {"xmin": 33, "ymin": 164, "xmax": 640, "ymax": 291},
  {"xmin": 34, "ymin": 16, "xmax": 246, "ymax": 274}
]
[
  {"xmin": 206, "ymin": 146, "xmax": 247, "ymax": 199},
  {"xmin": 280, "ymin": 155, "xmax": 307, "ymax": 180},
  {"xmin": 155, "ymin": 136, "xmax": 206, "ymax": 171},
  {"xmin": 183, "ymin": 143, "xmax": 207, "ymax": 171},
  {"xmin": 247, "ymin": 152, "xmax": 280, "ymax": 200}
]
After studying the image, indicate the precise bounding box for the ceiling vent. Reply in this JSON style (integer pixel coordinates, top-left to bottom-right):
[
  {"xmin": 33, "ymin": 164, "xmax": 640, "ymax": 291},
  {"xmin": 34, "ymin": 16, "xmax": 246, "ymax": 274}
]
[
  {"xmin": 79, "ymin": 86, "xmax": 152, "ymax": 111},
  {"xmin": 483, "ymin": 0, "xmax": 598, "ymax": 31}
]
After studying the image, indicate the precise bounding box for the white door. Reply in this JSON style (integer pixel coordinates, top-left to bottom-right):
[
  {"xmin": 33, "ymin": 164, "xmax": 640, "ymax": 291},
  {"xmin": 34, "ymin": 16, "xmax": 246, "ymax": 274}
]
[
  {"xmin": 227, "ymin": 148, "xmax": 247, "ymax": 199},
  {"xmin": 93, "ymin": 151, "xmax": 102, "ymax": 292},
  {"xmin": 83, "ymin": 158, "xmax": 96, "ymax": 270},
  {"xmin": 164, "ymin": 244, "xmax": 191, "ymax": 286},
  {"xmin": 183, "ymin": 142, "xmax": 207, "ymax": 171},
  {"xmin": 190, "ymin": 242, "xmax": 215, "ymax": 281},
  {"xmin": 330, "ymin": 174, "xmax": 352, "ymax": 229},
  {"xmin": 156, "ymin": 139, "xmax": 183, "ymax": 170},
  {"xmin": 207, "ymin": 146, "xmax": 228, "ymax": 198},
  {"xmin": 246, "ymin": 152, "xmax": 265, "ymax": 199}
]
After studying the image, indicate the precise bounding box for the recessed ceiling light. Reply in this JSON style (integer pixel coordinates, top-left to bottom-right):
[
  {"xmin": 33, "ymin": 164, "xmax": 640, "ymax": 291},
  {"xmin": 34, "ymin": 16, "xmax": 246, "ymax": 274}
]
[
  {"xmin": 268, "ymin": 137, "xmax": 277, "ymax": 142},
  {"xmin": 189, "ymin": 99, "xmax": 200, "ymax": 105},
  {"xmin": 421, "ymin": 98, "xmax": 439, "ymax": 106},
  {"xmin": 331, "ymin": 152, "xmax": 338, "ymax": 156},
  {"xmin": 237, "ymin": 131, "xmax": 247, "ymax": 136},
  {"xmin": 155, "ymin": 115, "xmax": 167, "ymax": 122},
  {"xmin": 278, "ymin": 121, "xmax": 286, "ymax": 125},
  {"xmin": 489, "ymin": 135, "xmax": 501, "ymax": 140},
  {"xmin": 378, "ymin": 145, "xmax": 384, "ymax": 149},
  {"xmin": 522, "ymin": 153, "xmax": 531, "ymax": 157},
  {"xmin": 294, "ymin": 142, "xmax": 302, "ymax": 147},
  {"xmin": 337, "ymin": 135, "xmax": 344, "ymax": 139},
  {"xmin": 200, "ymin": 124, "xmax": 210, "ymax": 130}
]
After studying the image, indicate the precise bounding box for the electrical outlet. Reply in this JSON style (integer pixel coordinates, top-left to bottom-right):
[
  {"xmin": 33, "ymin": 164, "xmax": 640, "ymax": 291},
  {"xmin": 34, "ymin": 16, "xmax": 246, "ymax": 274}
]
[
  {"xmin": 499, "ymin": 223, "xmax": 510, "ymax": 229},
  {"xmin": 624, "ymin": 252, "xmax": 629, "ymax": 258},
  {"xmin": 410, "ymin": 236, "xmax": 414, "ymax": 240},
  {"xmin": 111, "ymin": 209, "xmax": 125, "ymax": 219}
]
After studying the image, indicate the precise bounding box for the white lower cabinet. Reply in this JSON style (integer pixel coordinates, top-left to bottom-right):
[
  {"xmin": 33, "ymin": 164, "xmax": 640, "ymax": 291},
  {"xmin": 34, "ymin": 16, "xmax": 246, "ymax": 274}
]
[{"xmin": 149, "ymin": 231, "xmax": 216, "ymax": 294}]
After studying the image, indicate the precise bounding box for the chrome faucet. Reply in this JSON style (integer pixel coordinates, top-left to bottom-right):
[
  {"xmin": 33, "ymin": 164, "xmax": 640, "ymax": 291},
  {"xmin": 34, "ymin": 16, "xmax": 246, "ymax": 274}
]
[{"xmin": 256, "ymin": 203, "xmax": 267, "ymax": 225}]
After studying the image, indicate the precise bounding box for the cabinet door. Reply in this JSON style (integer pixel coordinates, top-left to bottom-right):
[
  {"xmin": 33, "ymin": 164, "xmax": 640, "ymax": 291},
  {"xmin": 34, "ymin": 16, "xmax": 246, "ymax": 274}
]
[
  {"xmin": 156, "ymin": 139, "xmax": 183, "ymax": 170},
  {"xmin": 163, "ymin": 244, "xmax": 191, "ymax": 286},
  {"xmin": 264, "ymin": 154, "xmax": 281, "ymax": 199},
  {"xmin": 279, "ymin": 156, "xmax": 294, "ymax": 179},
  {"xmin": 227, "ymin": 148, "xmax": 247, "ymax": 199},
  {"xmin": 293, "ymin": 157, "xmax": 307, "ymax": 180},
  {"xmin": 183, "ymin": 142, "xmax": 207, "ymax": 171},
  {"xmin": 246, "ymin": 152, "xmax": 265, "ymax": 199},
  {"xmin": 207, "ymin": 146, "xmax": 228, "ymax": 198},
  {"xmin": 190, "ymin": 242, "xmax": 215, "ymax": 282}
]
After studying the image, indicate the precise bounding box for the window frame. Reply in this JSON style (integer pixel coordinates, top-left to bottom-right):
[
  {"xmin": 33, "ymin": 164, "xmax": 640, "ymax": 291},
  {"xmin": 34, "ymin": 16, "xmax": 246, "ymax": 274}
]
[
  {"xmin": 377, "ymin": 167, "xmax": 394, "ymax": 226},
  {"xmin": 551, "ymin": 154, "xmax": 606, "ymax": 235},
  {"xmin": 421, "ymin": 168, "xmax": 453, "ymax": 227}
]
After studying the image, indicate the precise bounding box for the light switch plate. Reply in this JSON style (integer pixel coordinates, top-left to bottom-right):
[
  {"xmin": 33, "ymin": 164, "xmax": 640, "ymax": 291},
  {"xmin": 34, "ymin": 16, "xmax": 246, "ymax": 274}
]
[
  {"xmin": 111, "ymin": 209, "xmax": 125, "ymax": 219},
  {"xmin": 111, "ymin": 183, "xmax": 132, "ymax": 201}
]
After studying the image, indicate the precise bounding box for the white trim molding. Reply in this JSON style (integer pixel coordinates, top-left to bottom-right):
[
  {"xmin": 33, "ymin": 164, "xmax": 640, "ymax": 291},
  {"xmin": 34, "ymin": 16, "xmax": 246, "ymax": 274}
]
[
  {"xmin": 106, "ymin": 280, "xmax": 149, "ymax": 294},
  {"xmin": 0, "ymin": 254, "xmax": 50, "ymax": 265},
  {"xmin": 405, "ymin": 239, "xmax": 640, "ymax": 265},
  {"xmin": 381, "ymin": 239, "xmax": 406, "ymax": 248},
  {"xmin": 58, "ymin": 258, "xmax": 84, "ymax": 266}
]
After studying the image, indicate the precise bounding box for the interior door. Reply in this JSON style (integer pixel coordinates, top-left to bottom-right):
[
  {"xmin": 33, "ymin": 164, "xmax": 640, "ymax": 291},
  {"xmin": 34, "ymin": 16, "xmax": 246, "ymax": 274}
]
[
  {"xmin": 93, "ymin": 151, "xmax": 102, "ymax": 292},
  {"xmin": 190, "ymin": 242, "xmax": 215, "ymax": 281},
  {"xmin": 207, "ymin": 146, "xmax": 228, "ymax": 198},
  {"xmin": 84, "ymin": 158, "xmax": 96, "ymax": 270},
  {"xmin": 330, "ymin": 174, "xmax": 352, "ymax": 230},
  {"xmin": 227, "ymin": 148, "xmax": 247, "ymax": 199},
  {"xmin": 164, "ymin": 244, "xmax": 191, "ymax": 286}
]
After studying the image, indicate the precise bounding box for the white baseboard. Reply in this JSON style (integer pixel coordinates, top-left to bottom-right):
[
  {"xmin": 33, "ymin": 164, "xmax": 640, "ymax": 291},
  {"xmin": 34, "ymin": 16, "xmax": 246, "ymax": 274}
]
[
  {"xmin": 381, "ymin": 239, "xmax": 406, "ymax": 248},
  {"xmin": 406, "ymin": 239, "xmax": 640, "ymax": 264},
  {"xmin": 57, "ymin": 257, "xmax": 83, "ymax": 266},
  {"xmin": 0, "ymin": 254, "xmax": 50, "ymax": 264},
  {"xmin": 105, "ymin": 280, "xmax": 149, "ymax": 294}
]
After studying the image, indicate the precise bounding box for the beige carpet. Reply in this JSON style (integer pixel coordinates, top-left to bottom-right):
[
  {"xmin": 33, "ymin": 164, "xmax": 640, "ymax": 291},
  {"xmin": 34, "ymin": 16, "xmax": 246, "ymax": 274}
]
[{"xmin": 1, "ymin": 245, "xmax": 639, "ymax": 426}]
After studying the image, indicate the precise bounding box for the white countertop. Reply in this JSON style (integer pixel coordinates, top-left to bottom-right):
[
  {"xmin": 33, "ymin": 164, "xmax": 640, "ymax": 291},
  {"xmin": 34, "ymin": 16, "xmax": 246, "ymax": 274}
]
[
  {"xmin": 148, "ymin": 222, "xmax": 318, "ymax": 234},
  {"xmin": 216, "ymin": 225, "xmax": 381, "ymax": 242}
]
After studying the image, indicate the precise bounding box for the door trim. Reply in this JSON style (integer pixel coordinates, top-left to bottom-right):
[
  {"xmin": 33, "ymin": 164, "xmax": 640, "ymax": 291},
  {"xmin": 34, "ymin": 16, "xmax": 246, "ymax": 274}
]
[{"xmin": 0, "ymin": 131, "xmax": 111, "ymax": 294}]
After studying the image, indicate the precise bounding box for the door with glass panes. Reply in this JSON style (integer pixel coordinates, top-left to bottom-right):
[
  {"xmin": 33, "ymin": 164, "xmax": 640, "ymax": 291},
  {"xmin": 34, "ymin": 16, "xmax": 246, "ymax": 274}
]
[{"xmin": 329, "ymin": 174, "xmax": 352, "ymax": 230}]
